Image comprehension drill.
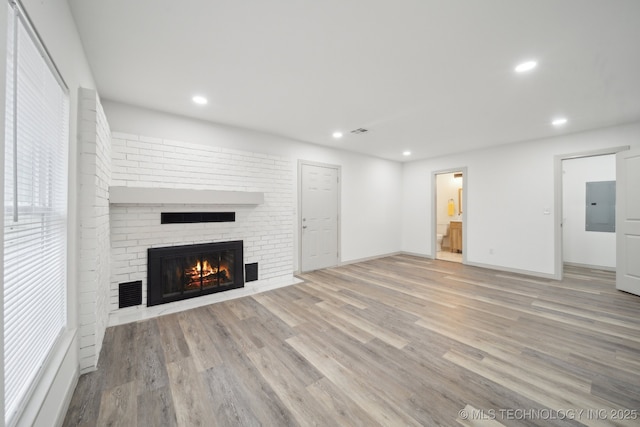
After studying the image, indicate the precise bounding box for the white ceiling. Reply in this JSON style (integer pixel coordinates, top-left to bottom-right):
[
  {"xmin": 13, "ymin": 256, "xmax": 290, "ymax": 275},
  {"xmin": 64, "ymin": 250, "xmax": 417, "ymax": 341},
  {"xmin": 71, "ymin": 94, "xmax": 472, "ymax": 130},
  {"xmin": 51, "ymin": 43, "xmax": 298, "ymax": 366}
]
[{"xmin": 68, "ymin": 0, "xmax": 640, "ymax": 162}]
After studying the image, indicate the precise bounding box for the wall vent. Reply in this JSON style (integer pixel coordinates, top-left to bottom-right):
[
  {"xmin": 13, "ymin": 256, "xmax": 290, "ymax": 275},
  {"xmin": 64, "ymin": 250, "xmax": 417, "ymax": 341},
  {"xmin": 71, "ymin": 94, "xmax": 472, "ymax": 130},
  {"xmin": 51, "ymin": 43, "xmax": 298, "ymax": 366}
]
[
  {"xmin": 350, "ymin": 128, "xmax": 368, "ymax": 134},
  {"xmin": 161, "ymin": 212, "xmax": 235, "ymax": 224},
  {"xmin": 245, "ymin": 263, "xmax": 258, "ymax": 282},
  {"xmin": 119, "ymin": 280, "xmax": 142, "ymax": 308}
]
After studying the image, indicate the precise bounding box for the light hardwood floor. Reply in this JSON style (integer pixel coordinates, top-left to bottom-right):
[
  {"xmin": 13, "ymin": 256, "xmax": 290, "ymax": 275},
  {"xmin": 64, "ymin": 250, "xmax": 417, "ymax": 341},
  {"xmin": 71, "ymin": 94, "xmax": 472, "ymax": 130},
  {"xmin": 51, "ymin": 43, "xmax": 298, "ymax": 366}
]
[
  {"xmin": 63, "ymin": 255, "xmax": 640, "ymax": 426},
  {"xmin": 436, "ymin": 251, "xmax": 463, "ymax": 263}
]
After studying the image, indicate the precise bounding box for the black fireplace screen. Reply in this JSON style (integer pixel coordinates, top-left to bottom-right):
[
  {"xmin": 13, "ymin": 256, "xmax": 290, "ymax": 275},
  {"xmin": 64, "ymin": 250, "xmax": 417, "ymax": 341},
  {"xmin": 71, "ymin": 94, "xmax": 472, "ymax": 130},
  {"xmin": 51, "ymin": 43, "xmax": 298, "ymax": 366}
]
[{"xmin": 148, "ymin": 241, "xmax": 243, "ymax": 306}]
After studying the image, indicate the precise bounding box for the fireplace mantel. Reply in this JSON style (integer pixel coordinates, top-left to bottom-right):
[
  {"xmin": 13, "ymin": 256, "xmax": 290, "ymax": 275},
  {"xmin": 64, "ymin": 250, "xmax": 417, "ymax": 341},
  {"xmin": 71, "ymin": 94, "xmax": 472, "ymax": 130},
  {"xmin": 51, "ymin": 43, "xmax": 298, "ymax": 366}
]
[{"xmin": 109, "ymin": 186, "xmax": 264, "ymax": 205}]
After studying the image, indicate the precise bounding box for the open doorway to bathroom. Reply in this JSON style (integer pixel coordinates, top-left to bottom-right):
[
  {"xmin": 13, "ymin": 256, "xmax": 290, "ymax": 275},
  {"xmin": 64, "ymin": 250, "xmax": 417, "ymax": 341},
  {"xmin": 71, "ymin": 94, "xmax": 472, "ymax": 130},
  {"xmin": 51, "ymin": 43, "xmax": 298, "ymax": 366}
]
[{"xmin": 435, "ymin": 171, "xmax": 463, "ymax": 263}]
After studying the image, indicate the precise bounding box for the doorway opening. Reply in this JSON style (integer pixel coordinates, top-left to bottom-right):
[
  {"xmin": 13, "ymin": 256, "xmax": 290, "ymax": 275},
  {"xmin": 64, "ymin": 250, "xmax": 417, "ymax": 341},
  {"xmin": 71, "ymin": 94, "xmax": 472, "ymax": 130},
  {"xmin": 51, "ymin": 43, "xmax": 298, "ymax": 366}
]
[
  {"xmin": 435, "ymin": 171, "xmax": 464, "ymax": 263},
  {"xmin": 554, "ymin": 146, "xmax": 628, "ymax": 280},
  {"xmin": 561, "ymin": 155, "xmax": 616, "ymax": 272}
]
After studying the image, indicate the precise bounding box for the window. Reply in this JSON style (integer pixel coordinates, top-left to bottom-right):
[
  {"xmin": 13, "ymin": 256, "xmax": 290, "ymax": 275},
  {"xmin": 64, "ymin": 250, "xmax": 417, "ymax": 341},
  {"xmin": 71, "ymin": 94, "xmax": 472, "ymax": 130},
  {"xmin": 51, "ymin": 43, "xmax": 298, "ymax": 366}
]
[{"xmin": 3, "ymin": 1, "xmax": 69, "ymax": 424}]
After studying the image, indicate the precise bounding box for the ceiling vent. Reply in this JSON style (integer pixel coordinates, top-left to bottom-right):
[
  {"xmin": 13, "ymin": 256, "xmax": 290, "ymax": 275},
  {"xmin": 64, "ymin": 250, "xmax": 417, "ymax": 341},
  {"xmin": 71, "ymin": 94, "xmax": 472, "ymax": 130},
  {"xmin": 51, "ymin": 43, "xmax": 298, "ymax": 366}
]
[{"xmin": 350, "ymin": 128, "xmax": 368, "ymax": 134}]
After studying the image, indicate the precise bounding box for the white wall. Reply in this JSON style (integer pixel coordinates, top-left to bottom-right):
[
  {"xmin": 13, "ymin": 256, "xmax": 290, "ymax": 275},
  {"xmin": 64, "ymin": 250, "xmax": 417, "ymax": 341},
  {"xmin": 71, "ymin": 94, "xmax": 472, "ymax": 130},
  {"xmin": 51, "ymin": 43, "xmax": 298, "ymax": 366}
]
[
  {"xmin": 78, "ymin": 88, "xmax": 112, "ymax": 373},
  {"xmin": 0, "ymin": 0, "xmax": 97, "ymax": 425},
  {"xmin": 562, "ymin": 154, "xmax": 616, "ymax": 269},
  {"xmin": 102, "ymin": 101, "xmax": 404, "ymax": 269},
  {"xmin": 402, "ymin": 122, "xmax": 640, "ymax": 277}
]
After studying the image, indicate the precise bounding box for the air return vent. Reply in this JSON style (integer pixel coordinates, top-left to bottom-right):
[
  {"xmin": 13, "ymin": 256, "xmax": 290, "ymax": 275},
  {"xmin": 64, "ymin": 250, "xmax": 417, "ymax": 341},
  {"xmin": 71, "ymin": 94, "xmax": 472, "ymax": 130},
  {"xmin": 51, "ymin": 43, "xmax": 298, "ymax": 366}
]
[
  {"xmin": 350, "ymin": 128, "xmax": 368, "ymax": 134},
  {"xmin": 245, "ymin": 262, "xmax": 258, "ymax": 282},
  {"xmin": 119, "ymin": 280, "xmax": 142, "ymax": 308}
]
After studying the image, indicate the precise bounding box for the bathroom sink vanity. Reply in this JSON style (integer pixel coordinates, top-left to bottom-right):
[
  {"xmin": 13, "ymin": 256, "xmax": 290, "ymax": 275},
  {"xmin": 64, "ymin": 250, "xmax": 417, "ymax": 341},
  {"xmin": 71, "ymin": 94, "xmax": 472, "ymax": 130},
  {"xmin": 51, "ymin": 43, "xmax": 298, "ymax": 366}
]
[{"xmin": 450, "ymin": 220, "xmax": 462, "ymax": 253}]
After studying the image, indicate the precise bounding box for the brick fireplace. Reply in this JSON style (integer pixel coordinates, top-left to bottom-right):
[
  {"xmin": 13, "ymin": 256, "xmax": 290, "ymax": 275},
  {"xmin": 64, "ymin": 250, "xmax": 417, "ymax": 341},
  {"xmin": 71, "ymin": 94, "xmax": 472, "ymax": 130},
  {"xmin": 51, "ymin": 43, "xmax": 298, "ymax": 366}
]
[{"xmin": 107, "ymin": 132, "xmax": 296, "ymax": 323}]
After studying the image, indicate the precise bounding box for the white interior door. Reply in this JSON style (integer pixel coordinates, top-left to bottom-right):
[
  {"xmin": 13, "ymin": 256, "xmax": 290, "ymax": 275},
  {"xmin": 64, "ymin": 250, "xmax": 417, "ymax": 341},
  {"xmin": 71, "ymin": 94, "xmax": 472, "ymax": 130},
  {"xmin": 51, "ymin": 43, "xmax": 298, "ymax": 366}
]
[
  {"xmin": 616, "ymin": 149, "xmax": 640, "ymax": 296},
  {"xmin": 300, "ymin": 163, "xmax": 339, "ymax": 272}
]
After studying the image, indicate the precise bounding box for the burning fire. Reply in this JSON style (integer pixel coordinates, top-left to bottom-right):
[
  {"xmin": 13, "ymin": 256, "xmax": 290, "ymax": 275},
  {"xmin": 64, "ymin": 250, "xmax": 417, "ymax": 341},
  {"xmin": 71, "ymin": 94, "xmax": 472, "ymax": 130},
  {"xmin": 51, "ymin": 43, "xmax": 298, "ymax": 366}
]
[
  {"xmin": 194, "ymin": 260, "xmax": 216, "ymax": 276},
  {"xmin": 185, "ymin": 259, "xmax": 232, "ymax": 289}
]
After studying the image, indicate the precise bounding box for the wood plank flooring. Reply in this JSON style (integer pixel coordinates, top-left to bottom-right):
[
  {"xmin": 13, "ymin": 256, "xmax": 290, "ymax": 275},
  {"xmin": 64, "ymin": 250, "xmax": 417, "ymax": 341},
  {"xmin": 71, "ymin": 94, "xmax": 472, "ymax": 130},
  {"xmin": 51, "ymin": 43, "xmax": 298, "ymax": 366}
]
[{"xmin": 63, "ymin": 255, "xmax": 640, "ymax": 426}]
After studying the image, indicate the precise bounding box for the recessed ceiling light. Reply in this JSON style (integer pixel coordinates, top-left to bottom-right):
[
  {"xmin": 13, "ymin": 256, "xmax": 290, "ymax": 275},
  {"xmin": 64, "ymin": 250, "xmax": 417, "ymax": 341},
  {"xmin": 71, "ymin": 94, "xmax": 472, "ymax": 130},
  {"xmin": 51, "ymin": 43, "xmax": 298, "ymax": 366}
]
[
  {"xmin": 514, "ymin": 60, "xmax": 538, "ymax": 73},
  {"xmin": 192, "ymin": 95, "xmax": 208, "ymax": 105},
  {"xmin": 552, "ymin": 117, "xmax": 568, "ymax": 126},
  {"xmin": 402, "ymin": 151, "xmax": 411, "ymax": 156},
  {"xmin": 332, "ymin": 131, "xmax": 343, "ymax": 139}
]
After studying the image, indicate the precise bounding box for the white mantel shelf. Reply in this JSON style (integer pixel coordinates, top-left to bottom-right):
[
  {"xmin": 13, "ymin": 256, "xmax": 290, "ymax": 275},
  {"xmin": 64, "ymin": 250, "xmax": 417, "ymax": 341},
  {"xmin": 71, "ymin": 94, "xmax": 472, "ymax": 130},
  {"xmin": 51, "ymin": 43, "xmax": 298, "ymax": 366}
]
[{"xmin": 109, "ymin": 186, "xmax": 264, "ymax": 205}]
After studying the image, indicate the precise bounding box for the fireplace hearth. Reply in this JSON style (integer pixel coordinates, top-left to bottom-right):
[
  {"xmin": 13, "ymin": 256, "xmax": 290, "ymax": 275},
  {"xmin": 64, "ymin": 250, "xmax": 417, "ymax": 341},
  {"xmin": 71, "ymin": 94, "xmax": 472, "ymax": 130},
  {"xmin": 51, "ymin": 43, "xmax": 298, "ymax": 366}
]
[{"xmin": 147, "ymin": 240, "xmax": 244, "ymax": 306}]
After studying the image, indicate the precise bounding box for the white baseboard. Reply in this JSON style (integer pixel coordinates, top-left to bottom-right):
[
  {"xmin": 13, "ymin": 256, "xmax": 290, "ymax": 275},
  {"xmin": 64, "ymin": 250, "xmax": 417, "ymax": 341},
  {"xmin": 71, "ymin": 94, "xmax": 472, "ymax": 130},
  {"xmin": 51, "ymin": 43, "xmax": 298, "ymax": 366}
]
[
  {"xmin": 52, "ymin": 362, "xmax": 78, "ymax": 427},
  {"xmin": 464, "ymin": 260, "xmax": 558, "ymax": 280},
  {"xmin": 294, "ymin": 251, "xmax": 405, "ymax": 275},
  {"xmin": 339, "ymin": 251, "xmax": 402, "ymax": 266},
  {"xmin": 397, "ymin": 251, "xmax": 558, "ymax": 280},
  {"xmin": 564, "ymin": 261, "xmax": 615, "ymax": 272},
  {"xmin": 399, "ymin": 251, "xmax": 435, "ymax": 260},
  {"xmin": 13, "ymin": 330, "xmax": 78, "ymax": 427}
]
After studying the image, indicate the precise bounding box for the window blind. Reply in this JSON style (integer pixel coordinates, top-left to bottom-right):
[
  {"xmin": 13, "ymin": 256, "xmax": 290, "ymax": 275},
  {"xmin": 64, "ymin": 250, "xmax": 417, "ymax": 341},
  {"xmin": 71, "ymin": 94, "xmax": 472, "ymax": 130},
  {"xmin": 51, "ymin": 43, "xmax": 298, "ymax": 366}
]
[{"xmin": 3, "ymin": 1, "xmax": 69, "ymax": 425}]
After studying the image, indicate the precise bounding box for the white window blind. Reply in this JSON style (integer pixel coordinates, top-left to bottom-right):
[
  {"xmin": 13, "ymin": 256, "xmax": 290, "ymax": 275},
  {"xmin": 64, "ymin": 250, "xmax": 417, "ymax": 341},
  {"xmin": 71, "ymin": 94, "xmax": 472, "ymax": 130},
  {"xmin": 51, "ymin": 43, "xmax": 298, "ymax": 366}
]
[{"xmin": 3, "ymin": 1, "xmax": 69, "ymax": 425}]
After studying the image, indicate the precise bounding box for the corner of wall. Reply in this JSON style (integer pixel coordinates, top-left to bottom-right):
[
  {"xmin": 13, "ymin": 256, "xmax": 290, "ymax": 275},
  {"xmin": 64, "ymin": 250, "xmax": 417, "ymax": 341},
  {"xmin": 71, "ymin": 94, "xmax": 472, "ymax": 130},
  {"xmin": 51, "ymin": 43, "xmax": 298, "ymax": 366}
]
[{"xmin": 77, "ymin": 87, "xmax": 112, "ymax": 372}]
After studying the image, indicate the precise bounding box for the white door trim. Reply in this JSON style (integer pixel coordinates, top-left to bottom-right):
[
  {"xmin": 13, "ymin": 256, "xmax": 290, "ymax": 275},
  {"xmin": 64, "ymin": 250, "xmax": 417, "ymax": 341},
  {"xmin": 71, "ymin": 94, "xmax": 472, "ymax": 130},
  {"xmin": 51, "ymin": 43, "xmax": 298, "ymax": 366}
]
[
  {"xmin": 432, "ymin": 166, "xmax": 468, "ymax": 264},
  {"xmin": 297, "ymin": 160, "xmax": 341, "ymax": 273},
  {"xmin": 616, "ymin": 148, "xmax": 640, "ymax": 296},
  {"xmin": 553, "ymin": 145, "xmax": 629, "ymax": 280}
]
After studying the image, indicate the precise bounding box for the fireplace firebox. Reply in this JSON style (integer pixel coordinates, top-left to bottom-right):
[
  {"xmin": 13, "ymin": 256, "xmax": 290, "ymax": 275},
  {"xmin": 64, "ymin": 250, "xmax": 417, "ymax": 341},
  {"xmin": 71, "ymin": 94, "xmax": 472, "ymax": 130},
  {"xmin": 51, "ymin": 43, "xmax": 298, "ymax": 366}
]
[{"xmin": 147, "ymin": 240, "xmax": 244, "ymax": 306}]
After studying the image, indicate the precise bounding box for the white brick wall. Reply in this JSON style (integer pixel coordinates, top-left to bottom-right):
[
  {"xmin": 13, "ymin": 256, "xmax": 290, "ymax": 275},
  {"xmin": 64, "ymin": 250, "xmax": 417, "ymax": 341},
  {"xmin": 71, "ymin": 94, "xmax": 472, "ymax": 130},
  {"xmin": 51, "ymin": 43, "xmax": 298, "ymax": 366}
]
[
  {"xmin": 78, "ymin": 88, "xmax": 111, "ymax": 372},
  {"xmin": 109, "ymin": 132, "xmax": 293, "ymax": 314}
]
